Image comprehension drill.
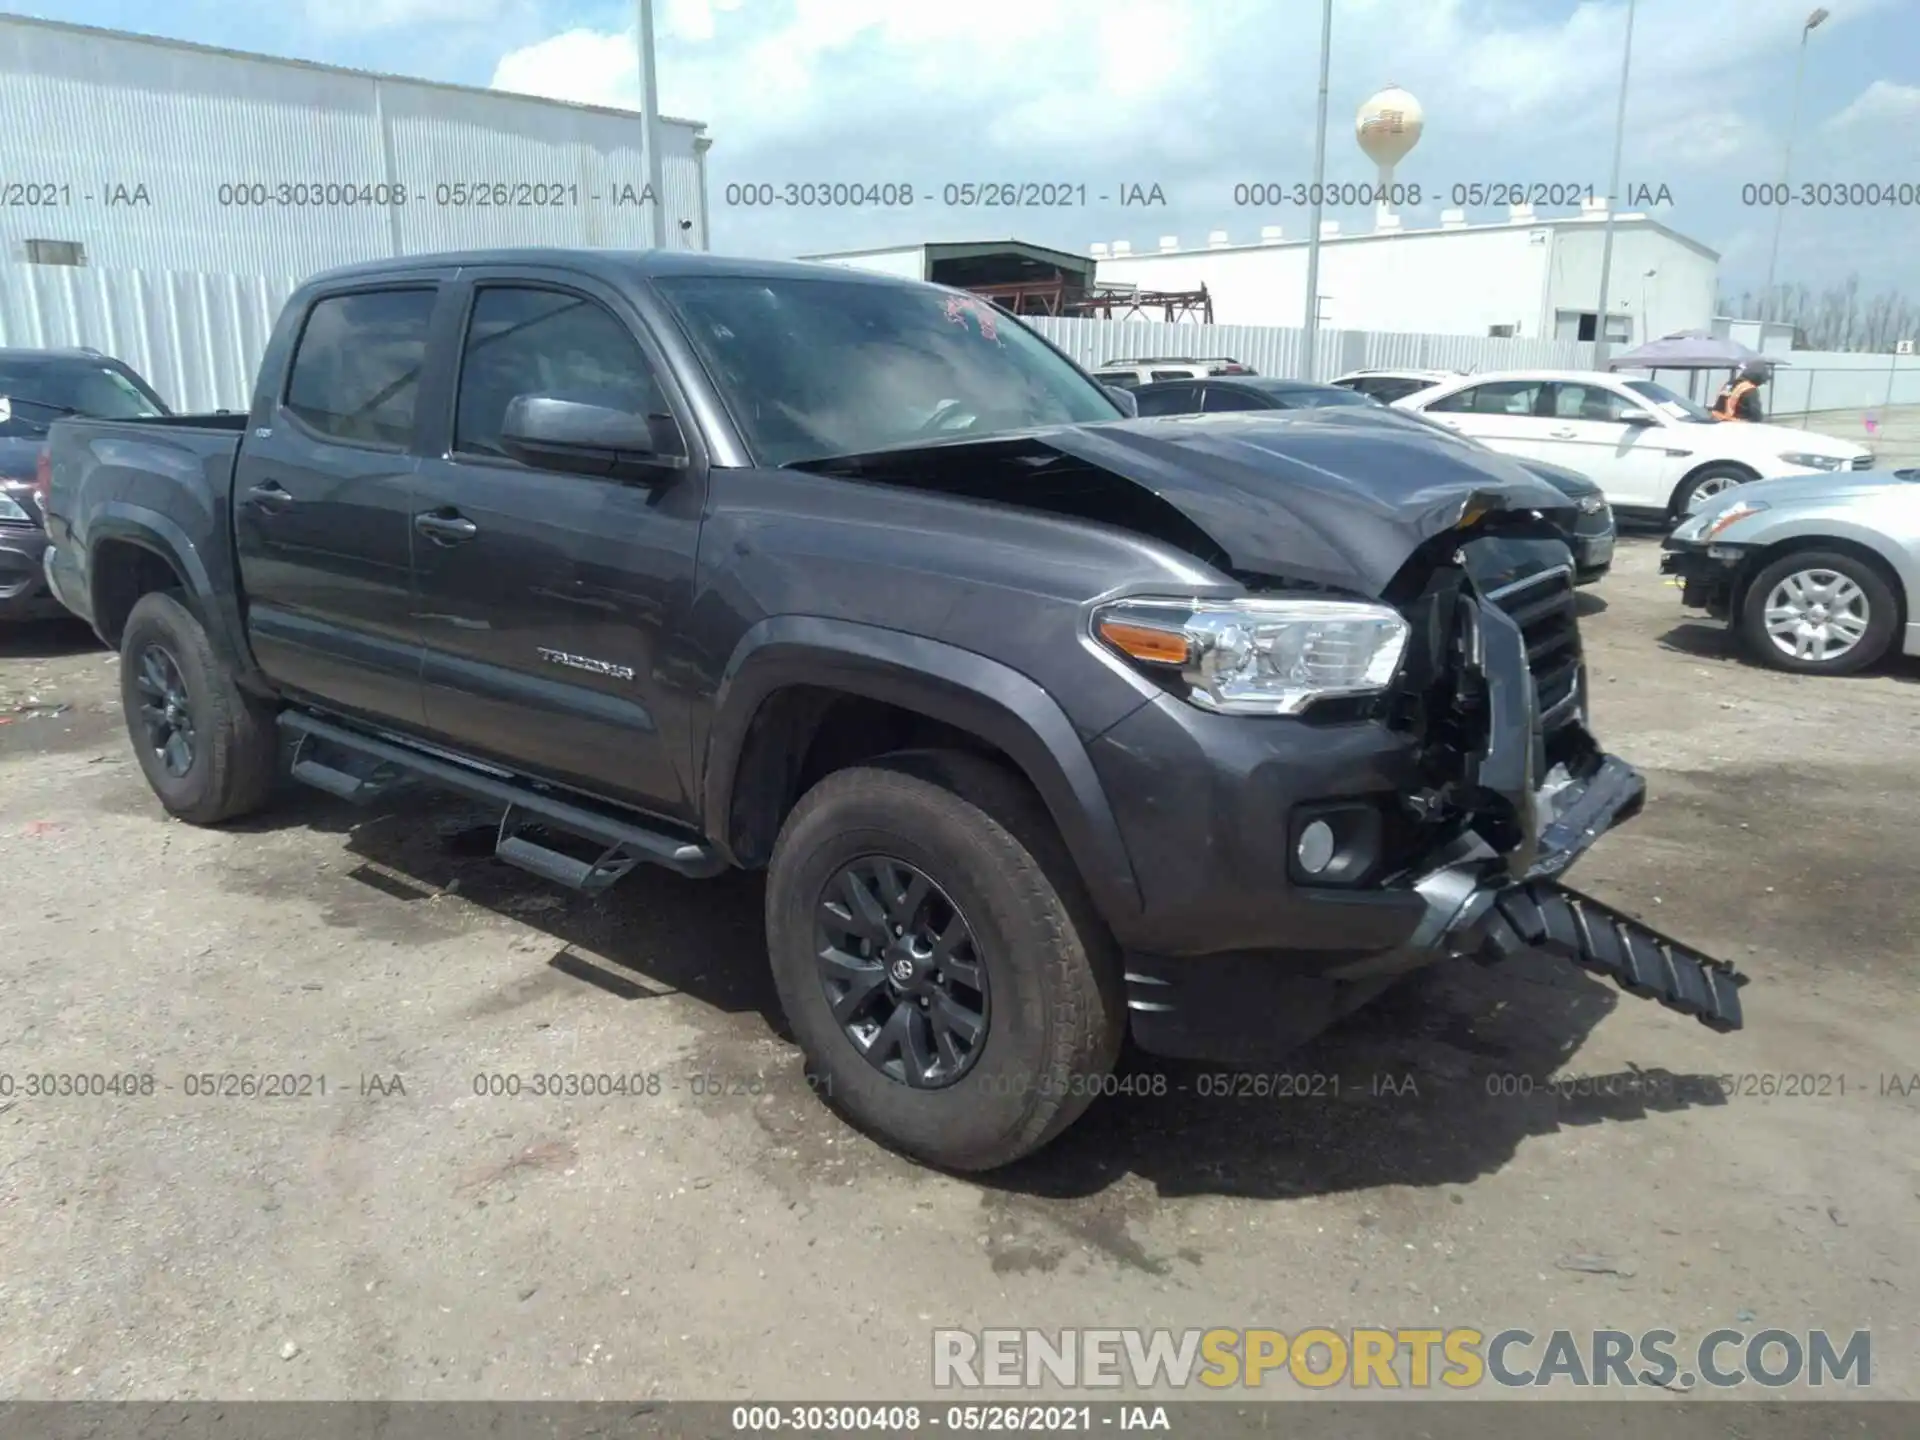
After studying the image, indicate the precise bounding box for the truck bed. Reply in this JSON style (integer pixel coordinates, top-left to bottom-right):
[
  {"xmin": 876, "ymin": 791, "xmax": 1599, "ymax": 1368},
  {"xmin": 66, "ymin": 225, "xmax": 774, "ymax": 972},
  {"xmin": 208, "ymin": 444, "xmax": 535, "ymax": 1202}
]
[{"xmin": 43, "ymin": 412, "xmax": 248, "ymax": 646}]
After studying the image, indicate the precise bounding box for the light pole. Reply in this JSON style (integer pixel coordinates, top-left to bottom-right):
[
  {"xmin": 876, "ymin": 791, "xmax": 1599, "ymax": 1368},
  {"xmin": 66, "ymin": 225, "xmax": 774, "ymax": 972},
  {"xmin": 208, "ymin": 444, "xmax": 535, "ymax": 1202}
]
[
  {"xmin": 634, "ymin": 0, "xmax": 668, "ymax": 249},
  {"xmin": 1590, "ymin": 0, "xmax": 1637, "ymax": 369},
  {"xmin": 1640, "ymin": 267, "xmax": 1657, "ymax": 341},
  {"xmin": 1301, "ymin": 0, "xmax": 1333, "ymax": 380},
  {"xmin": 1762, "ymin": 7, "xmax": 1830, "ymax": 321}
]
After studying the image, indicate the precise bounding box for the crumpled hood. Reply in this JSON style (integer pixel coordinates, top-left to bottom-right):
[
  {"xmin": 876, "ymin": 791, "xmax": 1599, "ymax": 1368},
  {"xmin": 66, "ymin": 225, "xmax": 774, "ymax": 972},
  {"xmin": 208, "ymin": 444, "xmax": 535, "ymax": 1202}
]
[{"xmin": 1031, "ymin": 413, "xmax": 1574, "ymax": 593}]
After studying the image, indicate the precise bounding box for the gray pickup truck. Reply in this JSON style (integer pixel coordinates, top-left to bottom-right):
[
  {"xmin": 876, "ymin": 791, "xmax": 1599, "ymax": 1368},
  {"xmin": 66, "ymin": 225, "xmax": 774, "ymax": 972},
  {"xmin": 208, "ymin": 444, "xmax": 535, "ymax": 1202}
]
[{"xmin": 44, "ymin": 248, "xmax": 1746, "ymax": 1170}]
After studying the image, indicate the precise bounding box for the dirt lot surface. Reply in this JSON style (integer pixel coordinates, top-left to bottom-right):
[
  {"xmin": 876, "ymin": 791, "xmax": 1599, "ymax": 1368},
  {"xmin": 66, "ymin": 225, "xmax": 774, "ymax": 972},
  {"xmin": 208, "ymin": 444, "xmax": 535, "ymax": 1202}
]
[{"xmin": 2, "ymin": 536, "xmax": 1916, "ymax": 1406}]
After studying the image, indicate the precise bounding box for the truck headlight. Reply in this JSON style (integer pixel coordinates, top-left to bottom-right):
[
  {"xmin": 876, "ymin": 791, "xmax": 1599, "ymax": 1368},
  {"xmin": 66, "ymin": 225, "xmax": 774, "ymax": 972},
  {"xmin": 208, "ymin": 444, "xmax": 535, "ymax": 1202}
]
[
  {"xmin": 0, "ymin": 492, "xmax": 32, "ymax": 524},
  {"xmin": 1093, "ymin": 596, "xmax": 1409, "ymax": 715},
  {"xmin": 1778, "ymin": 452, "xmax": 1844, "ymax": 471},
  {"xmin": 1576, "ymin": 494, "xmax": 1608, "ymax": 515}
]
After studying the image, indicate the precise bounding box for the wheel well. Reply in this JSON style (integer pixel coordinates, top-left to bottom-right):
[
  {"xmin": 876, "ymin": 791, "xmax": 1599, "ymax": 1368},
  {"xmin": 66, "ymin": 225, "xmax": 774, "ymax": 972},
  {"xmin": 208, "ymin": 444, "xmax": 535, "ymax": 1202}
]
[
  {"xmin": 1733, "ymin": 536, "xmax": 1908, "ymax": 631},
  {"xmin": 724, "ymin": 686, "xmax": 1034, "ymax": 867},
  {"xmin": 91, "ymin": 540, "xmax": 188, "ymax": 646},
  {"xmin": 1669, "ymin": 459, "xmax": 1760, "ymax": 518}
]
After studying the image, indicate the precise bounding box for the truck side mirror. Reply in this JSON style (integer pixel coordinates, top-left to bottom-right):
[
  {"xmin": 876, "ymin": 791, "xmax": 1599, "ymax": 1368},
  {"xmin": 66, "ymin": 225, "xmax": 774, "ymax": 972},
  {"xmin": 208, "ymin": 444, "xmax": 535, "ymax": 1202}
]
[
  {"xmin": 499, "ymin": 394, "xmax": 688, "ymax": 481},
  {"xmin": 1621, "ymin": 410, "xmax": 1659, "ymax": 427},
  {"xmin": 1104, "ymin": 384, "xmax": 1139, "ymax": 417}
]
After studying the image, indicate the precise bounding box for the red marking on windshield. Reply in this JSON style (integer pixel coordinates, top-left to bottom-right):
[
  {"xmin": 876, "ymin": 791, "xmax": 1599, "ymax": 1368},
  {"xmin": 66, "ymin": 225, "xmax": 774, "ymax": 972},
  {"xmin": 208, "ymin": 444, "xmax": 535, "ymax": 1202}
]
[{"xmin": 944, "ymin": 294, "xmax": 999, "ymax": 342}]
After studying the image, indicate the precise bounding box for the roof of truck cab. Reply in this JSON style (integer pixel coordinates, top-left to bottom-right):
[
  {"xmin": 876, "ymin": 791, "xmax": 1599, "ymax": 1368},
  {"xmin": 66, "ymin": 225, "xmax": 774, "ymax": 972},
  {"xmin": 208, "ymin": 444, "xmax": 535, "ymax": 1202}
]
[{"xmin": 302, "ymin": 248, "xmax": 930, "ymax": 289}]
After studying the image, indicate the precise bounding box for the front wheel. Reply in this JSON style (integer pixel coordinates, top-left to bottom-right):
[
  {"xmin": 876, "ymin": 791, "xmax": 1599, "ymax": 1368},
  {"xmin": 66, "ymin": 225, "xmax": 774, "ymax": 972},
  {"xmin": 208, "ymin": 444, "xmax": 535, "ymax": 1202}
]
[
  {"xmin": 1737, "ymin": 550, "xmax": 1897, "ymax": 675},
  {"xmin": 1670, "ymin": 464, "xmax": 1756, "ymax": 521},
  {"xmin": 764, "ymin": 751, "xmax": 1123, "ymax": 1172}
]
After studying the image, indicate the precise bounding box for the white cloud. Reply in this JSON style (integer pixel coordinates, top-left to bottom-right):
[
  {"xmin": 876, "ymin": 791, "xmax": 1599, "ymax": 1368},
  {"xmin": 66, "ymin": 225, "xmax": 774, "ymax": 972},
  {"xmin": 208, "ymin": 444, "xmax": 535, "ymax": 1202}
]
[
  {"xmin": 303, "ymin": 0, "xmax": 516, "ymax": 32},
  {"xmin": 482, "ymin": 0, "xmax": 1918, "ymax": 293},
  {"xmin": 1824, "ymin": 79, "xmax": 1920, "ymax": 132}
]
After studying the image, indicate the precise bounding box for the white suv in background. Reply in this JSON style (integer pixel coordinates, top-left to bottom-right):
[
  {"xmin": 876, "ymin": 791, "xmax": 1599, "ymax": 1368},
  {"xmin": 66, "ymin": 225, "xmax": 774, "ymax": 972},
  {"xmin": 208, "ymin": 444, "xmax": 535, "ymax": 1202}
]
[
  {"xmin": 1389, "ymin": 369, "xmax": 1873, "ymax": 519},
  {"xmin": 1090, "ymin": 357, "xmax": 1257, "ymax": 387}
]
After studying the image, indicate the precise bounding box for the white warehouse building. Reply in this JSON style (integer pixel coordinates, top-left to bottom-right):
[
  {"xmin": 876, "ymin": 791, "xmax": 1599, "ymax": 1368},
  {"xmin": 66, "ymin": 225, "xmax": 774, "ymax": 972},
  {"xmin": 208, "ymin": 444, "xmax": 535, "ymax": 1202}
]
[
  {"xmin": 0, "ymin": 14, "xmax": 713, "ymax": 278},
  {"xmin": 1092, "ymin": 205, "xmax": 1719, "ymax": 346}
]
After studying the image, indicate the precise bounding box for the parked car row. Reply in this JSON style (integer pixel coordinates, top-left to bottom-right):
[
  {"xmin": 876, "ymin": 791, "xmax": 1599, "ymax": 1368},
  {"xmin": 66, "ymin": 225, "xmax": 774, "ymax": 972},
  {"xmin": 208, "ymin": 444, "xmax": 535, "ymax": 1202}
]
[{"xmin": 4, "ymin": 328, "xmax": 1905, "ymax": 683}]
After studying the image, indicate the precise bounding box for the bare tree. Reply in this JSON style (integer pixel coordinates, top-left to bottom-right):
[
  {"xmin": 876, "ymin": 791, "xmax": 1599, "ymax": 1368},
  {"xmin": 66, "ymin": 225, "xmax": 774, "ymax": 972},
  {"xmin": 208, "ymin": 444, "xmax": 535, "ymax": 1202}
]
[{"xmin": 1720, "ymin": 274, "xmax": 1919, "ymax": 351}]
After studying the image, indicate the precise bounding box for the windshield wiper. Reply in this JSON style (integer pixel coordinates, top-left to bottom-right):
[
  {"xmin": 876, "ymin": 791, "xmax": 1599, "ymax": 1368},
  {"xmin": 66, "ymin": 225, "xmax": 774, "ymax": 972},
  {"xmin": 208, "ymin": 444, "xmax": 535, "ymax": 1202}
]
[{"xmin": 2, "ymin": 397, "xmax": 81, "ymax": 417}]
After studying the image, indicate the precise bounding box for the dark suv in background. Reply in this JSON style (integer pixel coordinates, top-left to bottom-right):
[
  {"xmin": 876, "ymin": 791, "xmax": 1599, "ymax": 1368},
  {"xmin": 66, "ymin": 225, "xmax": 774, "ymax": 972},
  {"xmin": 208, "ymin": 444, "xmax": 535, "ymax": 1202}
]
[{"xmin": 0, "ymin": 347, "xmax": 171, "ymax": 622}]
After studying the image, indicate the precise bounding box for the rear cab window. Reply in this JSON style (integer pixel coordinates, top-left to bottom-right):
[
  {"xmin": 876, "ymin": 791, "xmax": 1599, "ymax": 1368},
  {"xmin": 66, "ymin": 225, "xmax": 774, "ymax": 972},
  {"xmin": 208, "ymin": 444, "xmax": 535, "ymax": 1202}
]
[{"xmin": 283, "ymin": 288, "xmax": 438, "ymax": 449}]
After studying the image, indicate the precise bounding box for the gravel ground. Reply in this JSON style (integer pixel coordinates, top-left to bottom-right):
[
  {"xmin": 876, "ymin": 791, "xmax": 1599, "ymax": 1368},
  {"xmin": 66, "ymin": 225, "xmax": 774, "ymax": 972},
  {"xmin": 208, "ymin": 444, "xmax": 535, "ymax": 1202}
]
[{"xmin": 1, "ymin": 536, "xmax": 1915, "ymax": 1405}]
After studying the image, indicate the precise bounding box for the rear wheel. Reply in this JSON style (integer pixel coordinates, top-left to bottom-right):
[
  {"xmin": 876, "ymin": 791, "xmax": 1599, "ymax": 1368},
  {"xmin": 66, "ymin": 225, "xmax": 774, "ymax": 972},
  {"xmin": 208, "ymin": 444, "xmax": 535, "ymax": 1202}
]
[
  {"xmin": 764, "ymin": 750, "xmax": 1123, "ymax": 1172},
  {"xmin": 118, "ymin": 591, "xmax": 279, "ymax": 823},
  {"xmin": 1737, "ymin": 550, "xmax": 1897, "ymax": 675}
]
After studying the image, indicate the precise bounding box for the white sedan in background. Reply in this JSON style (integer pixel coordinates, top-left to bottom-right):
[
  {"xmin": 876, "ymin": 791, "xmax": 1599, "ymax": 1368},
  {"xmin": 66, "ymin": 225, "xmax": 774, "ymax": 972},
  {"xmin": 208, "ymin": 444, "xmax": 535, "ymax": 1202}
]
[{"xmin": 1376, "ymin": 369, "xmax": 1872, "ymax": 521}]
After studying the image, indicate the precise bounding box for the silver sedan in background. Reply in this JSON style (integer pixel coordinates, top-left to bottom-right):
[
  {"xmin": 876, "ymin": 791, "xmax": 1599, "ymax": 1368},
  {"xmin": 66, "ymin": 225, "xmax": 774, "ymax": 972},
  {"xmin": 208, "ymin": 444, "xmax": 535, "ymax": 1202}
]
[{"xmin": 1660, "ymin": 468, "xmax": 1920, "ymax": 675}]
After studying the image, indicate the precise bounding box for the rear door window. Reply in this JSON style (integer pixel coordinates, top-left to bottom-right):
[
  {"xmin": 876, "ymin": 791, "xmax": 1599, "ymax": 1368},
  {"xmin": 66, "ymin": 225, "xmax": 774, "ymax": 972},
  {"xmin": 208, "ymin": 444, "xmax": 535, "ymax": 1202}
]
[
  {"xmin": 1199, "ymin": 387, "xmax": 1268, "ymax": 412},
  {"xmin": 1426, "ymin": 380, "xmax": 1546, "ymax": 415},
  {"xmin": 1134, "ymin": 384, "xmax": 1201, "ymax": 416},
  {"xmin": 283, "ymin": 288, "xmax": 437, "ymax": 449}
]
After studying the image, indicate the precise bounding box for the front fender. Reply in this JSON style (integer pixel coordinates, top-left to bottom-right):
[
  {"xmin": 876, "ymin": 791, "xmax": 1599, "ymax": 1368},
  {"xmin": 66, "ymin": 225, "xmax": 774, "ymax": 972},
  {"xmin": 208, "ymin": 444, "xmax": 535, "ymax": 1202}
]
[
  {"xmin": 1722, "ymin": 513, "xmax": 1916, "ymax": 606},
  {"xmin": 701, "ymin": 615, "xmax": 1146, "ymax": 933}
]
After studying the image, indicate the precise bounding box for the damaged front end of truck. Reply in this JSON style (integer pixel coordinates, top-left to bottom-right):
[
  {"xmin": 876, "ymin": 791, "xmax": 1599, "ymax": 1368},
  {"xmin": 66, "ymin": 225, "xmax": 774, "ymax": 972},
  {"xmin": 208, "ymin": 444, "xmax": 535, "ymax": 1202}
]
[{"xmin": 798, "ymin": 414, "xmax": 1749, "ymax": 1042}]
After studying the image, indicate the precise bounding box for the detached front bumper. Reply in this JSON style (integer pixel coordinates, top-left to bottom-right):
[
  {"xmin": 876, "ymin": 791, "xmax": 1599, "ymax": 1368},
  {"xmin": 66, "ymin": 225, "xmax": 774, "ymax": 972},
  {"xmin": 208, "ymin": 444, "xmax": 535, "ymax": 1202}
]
[{"xmin": 1659, "ymin": 538, "xmax": 1741, "ymax": 614}]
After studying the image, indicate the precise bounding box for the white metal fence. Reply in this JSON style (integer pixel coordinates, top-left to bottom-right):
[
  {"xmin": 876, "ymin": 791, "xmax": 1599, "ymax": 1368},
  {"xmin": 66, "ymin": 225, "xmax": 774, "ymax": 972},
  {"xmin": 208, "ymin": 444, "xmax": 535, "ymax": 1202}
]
[
  {"xmin": 6, "ymin": 260, "xmax": 1919, "ymax": 424},
  {"xmin": 1022, "ymin": 316, "xmax": 1599, "ymax": 383}
]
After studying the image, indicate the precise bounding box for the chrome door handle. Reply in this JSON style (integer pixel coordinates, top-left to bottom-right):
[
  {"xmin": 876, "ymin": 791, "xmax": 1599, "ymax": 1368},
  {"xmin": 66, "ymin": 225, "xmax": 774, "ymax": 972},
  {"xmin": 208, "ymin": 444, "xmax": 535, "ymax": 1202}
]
[
  {"xmin": 246, "ymin": 481, "xmax": 295, "ymax": 511},
  {"xmin": 414, "ymin": 510, "xmax": 478, "ymax": 545},
  {"xmin": 1548, "ymin": 428, "xmax": 1577, "ymax": 439}
]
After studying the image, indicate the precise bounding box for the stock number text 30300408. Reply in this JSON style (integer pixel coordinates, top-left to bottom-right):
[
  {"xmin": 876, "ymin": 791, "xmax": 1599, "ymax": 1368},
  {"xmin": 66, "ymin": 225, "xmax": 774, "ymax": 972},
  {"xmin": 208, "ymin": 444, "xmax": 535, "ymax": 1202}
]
[
  {"xmin": 1230, "ymin": 181, "xmax": 1612, "ymax": 208},
  {"xmin": 722, "ymin": 182, "xmax": 1167, "ymax": 208}
]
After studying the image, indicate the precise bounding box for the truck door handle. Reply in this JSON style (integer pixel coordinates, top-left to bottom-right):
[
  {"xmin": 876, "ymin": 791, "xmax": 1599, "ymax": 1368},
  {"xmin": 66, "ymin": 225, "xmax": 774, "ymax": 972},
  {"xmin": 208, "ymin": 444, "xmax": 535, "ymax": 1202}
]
[
  {"xmin": 1548, "ymin": 428, "xmax": 1577, "ymax": 439},
  {"xmin": 414, "ymin": 509, "xmax": 478, "ymax": 545},
  {"xmin": 246, "ymin": 481, "xmax": 295, "ymax": 512}
]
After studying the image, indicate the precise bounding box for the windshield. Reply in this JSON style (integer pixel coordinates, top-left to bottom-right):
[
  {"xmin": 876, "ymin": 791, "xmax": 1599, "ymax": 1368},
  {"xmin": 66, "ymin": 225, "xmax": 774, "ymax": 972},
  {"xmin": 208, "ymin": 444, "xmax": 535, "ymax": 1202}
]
[
  {"xmin": 1624, "ymin": 378, "xmax": 1716, "ymax": 424},
  {"xmin": 653, "ymin": 275, "xmax": 1123, "ymax": 465},
  {"xmin": 0, "ymin": 359, "xmax": 166, "ymax": 437}
]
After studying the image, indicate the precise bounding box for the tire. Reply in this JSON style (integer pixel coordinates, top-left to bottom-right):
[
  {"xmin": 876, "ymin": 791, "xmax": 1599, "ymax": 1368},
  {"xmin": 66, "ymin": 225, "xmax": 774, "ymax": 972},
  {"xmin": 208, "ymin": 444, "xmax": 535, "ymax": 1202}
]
[
  {"xmin": 765, "ymin": 750, "xmax": 1124, "ymax": 1172},
  {"xmin": 118, "ymin": 590, "xmax": 280, "ymax": 824},
  {"xmin": 1669, "ymin": 463, "xmax": 1755, "ymax": 522},
  {"xmin": 1737, "ymin": 550, "xmax": 1898, "ymax": 676}
]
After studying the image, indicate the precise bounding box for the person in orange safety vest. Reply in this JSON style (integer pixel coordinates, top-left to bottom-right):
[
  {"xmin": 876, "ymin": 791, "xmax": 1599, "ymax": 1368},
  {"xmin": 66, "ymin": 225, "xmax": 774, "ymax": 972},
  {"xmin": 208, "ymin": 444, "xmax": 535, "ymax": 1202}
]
[{"xmin": 1711, "ymin": 362, "xmax": 1769, "ymax": 422}]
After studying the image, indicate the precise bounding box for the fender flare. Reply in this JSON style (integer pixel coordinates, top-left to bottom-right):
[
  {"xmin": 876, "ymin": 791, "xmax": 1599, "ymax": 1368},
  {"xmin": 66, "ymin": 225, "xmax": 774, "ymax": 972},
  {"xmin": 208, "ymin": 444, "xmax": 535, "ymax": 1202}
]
[
  {"xmin": 82, "ymin": 504, "xmax": 260, "ymax": 684},
  {"xmin": 700, "ymin": 615, "xmax": 1145, "ymax": 930}
]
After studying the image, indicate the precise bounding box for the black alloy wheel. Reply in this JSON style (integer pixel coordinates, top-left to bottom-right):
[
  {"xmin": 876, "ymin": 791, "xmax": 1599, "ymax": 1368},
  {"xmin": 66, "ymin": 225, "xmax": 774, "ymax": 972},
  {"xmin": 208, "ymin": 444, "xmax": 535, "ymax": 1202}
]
[
  {"xmin": 814, "ymin": 855, "xmax": 990, "ymax": 1088},
  {"xmin": 134, "ymin": 642, "xmax": 197, "ymax": 778}
]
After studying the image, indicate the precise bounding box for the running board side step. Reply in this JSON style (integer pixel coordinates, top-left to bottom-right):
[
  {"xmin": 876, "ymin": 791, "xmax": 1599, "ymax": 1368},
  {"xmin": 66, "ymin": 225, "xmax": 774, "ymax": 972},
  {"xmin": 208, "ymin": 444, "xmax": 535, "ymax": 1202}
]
[
  {"xmin": 1480, "ymin": 881, "xmax": 1748, "ymax": 1032},
  {"xmin": 278, "ymin": 711, "xmax": 727, "ymax": 889}
]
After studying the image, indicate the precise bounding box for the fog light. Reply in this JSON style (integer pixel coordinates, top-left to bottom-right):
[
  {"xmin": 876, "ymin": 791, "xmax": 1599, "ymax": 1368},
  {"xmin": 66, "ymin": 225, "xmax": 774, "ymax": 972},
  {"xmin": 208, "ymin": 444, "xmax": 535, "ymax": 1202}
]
[{"xmin": 1297, "ymin": 819, "xmax": 1336, "ymax": 875}]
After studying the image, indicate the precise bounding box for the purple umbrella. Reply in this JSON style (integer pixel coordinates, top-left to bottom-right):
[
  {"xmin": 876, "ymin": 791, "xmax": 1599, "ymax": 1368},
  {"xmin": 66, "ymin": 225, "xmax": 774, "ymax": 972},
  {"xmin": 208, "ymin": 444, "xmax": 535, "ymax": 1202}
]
[{"xmin": 1605, "ymin": 330, "xmax": 1779, "ymax": 370}]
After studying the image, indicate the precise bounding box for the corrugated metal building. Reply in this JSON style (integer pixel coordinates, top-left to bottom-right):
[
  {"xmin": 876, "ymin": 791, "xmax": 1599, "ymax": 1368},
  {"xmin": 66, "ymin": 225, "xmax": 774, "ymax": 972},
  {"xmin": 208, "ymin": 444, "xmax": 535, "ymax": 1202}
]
[
  {"xmin": 0, "ymin": 14, "xmax": 712, "ymax": 278},
  {"xmin": 1087, "ymin": 207, "xmax": 1719, "ymax": 345}
]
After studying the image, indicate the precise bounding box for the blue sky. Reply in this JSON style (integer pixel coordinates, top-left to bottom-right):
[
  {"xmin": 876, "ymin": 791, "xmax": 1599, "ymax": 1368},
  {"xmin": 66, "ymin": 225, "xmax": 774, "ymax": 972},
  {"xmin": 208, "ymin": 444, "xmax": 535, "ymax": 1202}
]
[{"xmin": 7, "ymin": 0, "xmax": 1918, "ymax": 301}]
